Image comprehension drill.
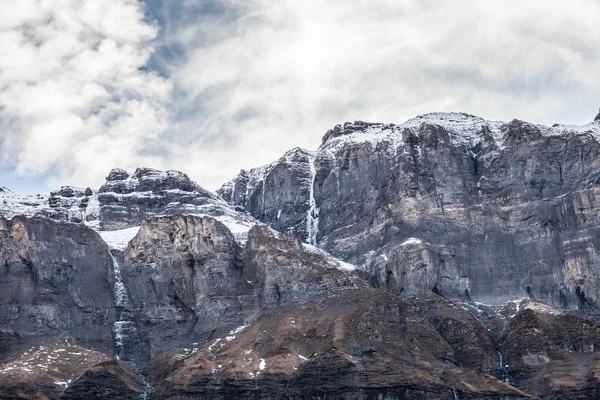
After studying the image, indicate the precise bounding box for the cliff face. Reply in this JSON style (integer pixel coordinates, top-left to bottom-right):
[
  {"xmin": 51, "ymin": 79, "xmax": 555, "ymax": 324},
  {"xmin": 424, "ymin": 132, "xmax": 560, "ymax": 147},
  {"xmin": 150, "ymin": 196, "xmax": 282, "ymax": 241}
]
[
  {"xmin": 120, "ymin": 215, "xmax": 365, "ymax": 357},
  {"xmin": 3, "ymin": 111, "xmax": 600, "ymax": 399},
  {"xmin": 221, "ymin": 114, "xmax": 600, "ymax": 307},
  {"xmin": 218, "ymin": 147, "xmax": 315, "ymax": 240},
  {"xmin": 0, "ymin": 217, "xmax": 115, "ymax": 358}
]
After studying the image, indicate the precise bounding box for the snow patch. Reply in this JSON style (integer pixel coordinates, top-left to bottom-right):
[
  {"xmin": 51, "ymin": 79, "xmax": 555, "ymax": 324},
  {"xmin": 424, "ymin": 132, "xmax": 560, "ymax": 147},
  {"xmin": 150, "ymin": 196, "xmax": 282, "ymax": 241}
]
[
  {"xmin": 521, "ymin": 301, "xmax": 562, "ymax": 315},
  {"xmin": 400, "ymin": 237, "xmax": 423, "ymax": 246},
  {"xmin": 100, "ymin": 227, "xmax": 140, "ymax": 250}
]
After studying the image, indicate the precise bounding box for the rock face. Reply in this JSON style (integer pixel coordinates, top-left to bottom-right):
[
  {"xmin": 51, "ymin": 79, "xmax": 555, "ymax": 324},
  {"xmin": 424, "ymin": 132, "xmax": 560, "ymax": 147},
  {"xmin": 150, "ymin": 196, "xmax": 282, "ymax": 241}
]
[
  {"xmin": 218, "ymin": 147, "xmax": 315, "ymax": 241},
  {"xmin": 220, "ymin": 113, "xmax": 600, "ymax": 307},
  {"xmin": 120, "ymin": 215, "xmax": 366, "ymax": 357},
  {"xmin": 498, "ymin": 299, "xmax": 600, "ymax": 399},
  {"xmin": 120, "ymin": 215, "xmax": 254, "ymax": 357},
  {"xmin": 99, "ymin": 167, "xmax": 230, "ymax": 230},
  {"xmin": 150, "ymin": 289, "xmax": 530, "ymax": 400},
  {"xmin": 0, "ymin": 217, "xmax": 116, "ymax": 358},
  {"xmin": 47, "ymin": 186, "xmax": 99, "ymax": 223},
  {"xmin": 0, "ymin": 337, "xmax": 112, "ymax": 399},
  {"xmin": 0, "ymin": 186, "xmax": 99, "ymax": 224}
]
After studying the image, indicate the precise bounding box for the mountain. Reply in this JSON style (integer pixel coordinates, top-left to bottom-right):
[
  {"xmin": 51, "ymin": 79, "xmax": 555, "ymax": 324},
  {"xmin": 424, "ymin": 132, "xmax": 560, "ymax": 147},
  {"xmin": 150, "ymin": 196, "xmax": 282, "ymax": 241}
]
[
  {"xmin": 1, "ymin": 111, "xmax": 600, "ymax": 399},
  {"xmin": 220, "ymin": 112, "xmax": 600, "ymax": 305}
]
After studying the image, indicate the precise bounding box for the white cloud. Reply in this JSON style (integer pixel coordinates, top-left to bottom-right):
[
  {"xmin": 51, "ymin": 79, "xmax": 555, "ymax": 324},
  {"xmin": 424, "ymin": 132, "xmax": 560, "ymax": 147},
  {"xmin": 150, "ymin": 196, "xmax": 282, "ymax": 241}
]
[
  {"xmin": 156, "ymin": 0, "xmax": 600, "ymax": 190},
  {"xmin": 0, "ymin": 0, "xmax": 172, "ymax": 189},
  {"xmin": 1, "ymin": 0, "xmax": 600, "ymax": 192}
]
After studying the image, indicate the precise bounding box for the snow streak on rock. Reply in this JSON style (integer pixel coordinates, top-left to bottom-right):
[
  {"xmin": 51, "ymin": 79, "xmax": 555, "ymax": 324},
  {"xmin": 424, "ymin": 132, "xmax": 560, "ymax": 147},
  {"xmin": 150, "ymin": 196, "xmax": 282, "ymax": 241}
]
[{"xmin": 306, "ymin": 152, "xmax": 319, "ymax": 246}]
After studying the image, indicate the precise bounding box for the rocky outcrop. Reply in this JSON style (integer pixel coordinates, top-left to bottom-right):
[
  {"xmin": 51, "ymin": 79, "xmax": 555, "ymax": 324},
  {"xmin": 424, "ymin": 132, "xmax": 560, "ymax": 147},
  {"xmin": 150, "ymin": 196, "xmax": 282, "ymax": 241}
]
[
  {"xmin": 0, "ymin": 337, "xmax": 111, "ymax": 399},
  {"xmin": 60, "ymin": 360, "xmax": 144, "ymax": 400},
  {"xmin": 98, "ymin": 167, "xmax": 225, "ymax": 230},
  {"xmin": 150, "ymin": 289, "xmax": 530, "ymax": 399},
  {"xmin": 120, "ymin": 215, "xmax": 365, "ymax": 357},
  {"xmin": 46, "ymin": 186, "xmax": 99, "ymax": 223},
  {"xmin": 218, "ymin": 147, "xmax": 314, "ymax": 241},
  {"xmin": 220, "ymin": 113, "xmax": 600, "ymax": 307},
  {"xmin": 0, "ymin": 217, "xmax": 116, "ymax": 358},
  {"xmin": 243, "ymin": 225, "xmax": 366, "ymax": 308},
  {"xmin": 0, "ymin": 186, "xmax": 99, "ymax": 224},
  {"xmin": 121, "ymin": 215, "xmax": 254, "ymax": 356},
  {"xmin": 498, "ymin": 299, "xmax": 600, "ymax": 398}
]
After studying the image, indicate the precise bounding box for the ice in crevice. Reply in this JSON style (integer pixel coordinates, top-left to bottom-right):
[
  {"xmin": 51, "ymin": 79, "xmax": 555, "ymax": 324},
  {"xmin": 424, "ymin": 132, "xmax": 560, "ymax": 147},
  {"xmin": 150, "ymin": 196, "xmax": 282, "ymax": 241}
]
[{"xmin": 306, "ymin": 152, "xmax": 320, "ymax": 246}]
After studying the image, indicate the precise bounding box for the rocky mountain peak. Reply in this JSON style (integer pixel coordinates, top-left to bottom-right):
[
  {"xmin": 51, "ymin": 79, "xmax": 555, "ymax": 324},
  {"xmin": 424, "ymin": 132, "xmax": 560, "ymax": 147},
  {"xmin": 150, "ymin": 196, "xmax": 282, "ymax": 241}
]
[
  {"xmin": 100, "ymin": 167, "xmax": 205, "ymax": 196},
  {"xmin": 0, "ymin": 185, "xmax": 99, "ymax": 224},
  {"xmin": 106, "ymin": 168, "xmax": 130, "ymax": 181},
  {"xmin": 595, "ymin": 107, "xmax": 600, "ymax": 121},
  {"xmin": 321, "ymin": 121, "xmax": 390, "ymax": 145},
  {"xmin": 503, "ymin": 119, "xmax": 543, "ymax": 143},
  {"xmin": 97, "ymin": 167, "xmax": 259, "ymax": 234}
]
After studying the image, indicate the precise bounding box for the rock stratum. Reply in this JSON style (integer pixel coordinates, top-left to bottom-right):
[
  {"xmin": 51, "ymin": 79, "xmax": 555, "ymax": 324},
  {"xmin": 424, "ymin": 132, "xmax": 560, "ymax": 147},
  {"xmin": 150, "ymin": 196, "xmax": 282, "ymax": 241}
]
[{"xmin": 1, "ymin": 111, "xmax": 600, "ymax": 399}]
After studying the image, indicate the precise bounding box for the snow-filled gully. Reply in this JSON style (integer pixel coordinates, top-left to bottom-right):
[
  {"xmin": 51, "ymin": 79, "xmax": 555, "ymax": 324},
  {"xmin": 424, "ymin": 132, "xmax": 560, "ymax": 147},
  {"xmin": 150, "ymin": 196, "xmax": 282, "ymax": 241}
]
[{"xmin": 306, "ymin": 153, "xmax": 320, "ymax": 246}]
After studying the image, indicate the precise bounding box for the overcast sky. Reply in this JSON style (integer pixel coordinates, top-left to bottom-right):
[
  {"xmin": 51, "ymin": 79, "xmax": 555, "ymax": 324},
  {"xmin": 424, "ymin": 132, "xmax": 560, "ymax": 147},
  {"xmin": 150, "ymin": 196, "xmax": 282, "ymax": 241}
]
[{"xmin": 1, "ymin": 0, "xmax": 599, "ymax": 193}]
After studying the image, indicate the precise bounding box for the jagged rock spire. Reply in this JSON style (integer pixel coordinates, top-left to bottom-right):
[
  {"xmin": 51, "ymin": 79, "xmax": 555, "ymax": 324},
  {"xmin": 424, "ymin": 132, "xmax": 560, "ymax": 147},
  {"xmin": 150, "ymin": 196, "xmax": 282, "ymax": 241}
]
[{"xmin": 595, "ymin": 107, "xmax": 600, "ymax": 121}]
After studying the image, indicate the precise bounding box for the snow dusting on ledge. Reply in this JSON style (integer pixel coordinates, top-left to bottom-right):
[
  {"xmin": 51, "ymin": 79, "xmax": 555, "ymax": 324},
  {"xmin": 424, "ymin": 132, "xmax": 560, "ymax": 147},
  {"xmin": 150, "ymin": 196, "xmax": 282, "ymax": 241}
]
[
  {"xmin": 400, "ymin": 237, "xmax": 423, "ymax": 246},
  {"xmin": 303, "ymin": 243, "xmax": 357, "ymax": 271}
]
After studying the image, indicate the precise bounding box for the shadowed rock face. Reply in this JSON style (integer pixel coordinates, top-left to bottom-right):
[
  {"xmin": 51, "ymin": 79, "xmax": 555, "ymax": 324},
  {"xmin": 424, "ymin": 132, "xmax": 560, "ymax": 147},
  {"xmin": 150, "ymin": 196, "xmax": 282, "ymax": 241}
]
[
  {"xmin": 0, "ymin": 217, "xmax": 115, "ymax": 358},
  {"xmin": 218, "ymin": 148, "xmax": 315, "ymax": 241},
  {"xmin": 220, "ymin": 115, "xmax": 600, "ymax": 307}
]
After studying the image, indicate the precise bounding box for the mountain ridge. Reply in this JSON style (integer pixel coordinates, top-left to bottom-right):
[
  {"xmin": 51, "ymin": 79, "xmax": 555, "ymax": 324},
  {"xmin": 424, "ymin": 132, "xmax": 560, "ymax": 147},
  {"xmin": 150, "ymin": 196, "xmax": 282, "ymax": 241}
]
[{"xmin": 3, "ymin": 110, "xmax": 600, "ymax": 398}]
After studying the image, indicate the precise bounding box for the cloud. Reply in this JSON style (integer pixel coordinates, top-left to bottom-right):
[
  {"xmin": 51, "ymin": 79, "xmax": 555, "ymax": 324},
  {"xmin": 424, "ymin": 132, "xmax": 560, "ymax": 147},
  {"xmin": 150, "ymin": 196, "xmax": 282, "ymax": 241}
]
[
  {"xmin": 150, "ymin": 0, "xmax": 600, "ymax": 189},
  {"xmin": 1, "ymin": 0, "xmax": 600, "ymax": 192},
  {"xmin": 0, "ymin": 0, "xmax": 172, "ymax": 190}
]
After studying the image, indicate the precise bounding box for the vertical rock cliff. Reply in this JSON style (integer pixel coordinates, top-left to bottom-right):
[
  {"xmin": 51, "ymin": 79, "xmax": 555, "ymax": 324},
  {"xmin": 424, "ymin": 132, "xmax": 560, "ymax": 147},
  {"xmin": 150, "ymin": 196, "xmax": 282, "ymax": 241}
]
[{"xmin": 220, "ymin": 113, "xmax": 600, "ymax": 307}]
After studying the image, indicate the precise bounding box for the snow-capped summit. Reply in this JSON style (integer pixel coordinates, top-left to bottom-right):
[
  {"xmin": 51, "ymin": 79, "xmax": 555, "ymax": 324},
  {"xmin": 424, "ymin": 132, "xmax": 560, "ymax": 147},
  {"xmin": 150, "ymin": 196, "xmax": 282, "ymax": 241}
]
[
  {"xmin": 0, "ymin": 166, "xmax": 261, "ymax": 247},
  {"xmin": 0, "ymin": 185, "xmax": 98, "ymax": 224},
  {"xmin": 98, "ymin": 167, "xmax": 259, "ymax": 243},
  {"xmin": 320, "ymin": 112, "xmax": 600, "ymax": 152}
]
